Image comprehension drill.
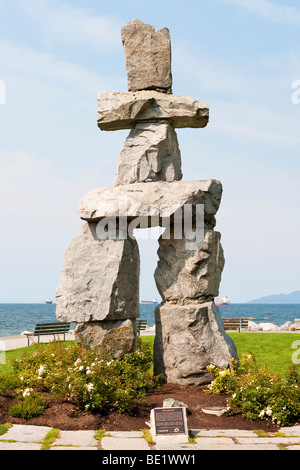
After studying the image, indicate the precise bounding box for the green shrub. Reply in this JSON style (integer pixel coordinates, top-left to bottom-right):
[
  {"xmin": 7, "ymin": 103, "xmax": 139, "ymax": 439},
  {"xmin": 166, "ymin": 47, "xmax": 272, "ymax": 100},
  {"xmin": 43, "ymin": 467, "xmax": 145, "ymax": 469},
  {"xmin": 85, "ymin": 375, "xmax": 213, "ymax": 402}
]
[
  {"xmin": 12, "ymin": 339, "xmax": 163, "ymax": 414},
  {"xmin": 9, "ymin": 392, "xmax": 47, "ymax": 419},
  {"xmin": 0, "ymin": 373, "xmax": 22, "ymax": 394},
  {"xmin": 0, "ymin": 423, "xmax": 12, "ymax": 436},
  {"xmin": 206, "ymin": 355, "xmax": 300, "ymax": 427}
]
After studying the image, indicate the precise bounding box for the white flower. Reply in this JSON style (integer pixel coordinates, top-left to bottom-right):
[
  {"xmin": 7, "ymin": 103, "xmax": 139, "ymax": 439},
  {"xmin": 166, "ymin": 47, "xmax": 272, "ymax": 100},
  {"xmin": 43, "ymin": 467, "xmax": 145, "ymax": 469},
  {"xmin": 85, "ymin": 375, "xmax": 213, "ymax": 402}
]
[
  {"xmin": 79, "ymin": 365, "xmax": 84, "ymax": 371},
  {"xmin": 38, "ymin": 365, "xmax": 46, "ymax": 376},
  {"xmin": 219, "ymin": 370, "xmax": 228, "ymax": 377},
  {"xmin": 266, "ymin": 408, "xmax": 272, "ymax": 416},
  {"xmin": 259, "ymin": 410, "xmax": 265, "ymax": 418},
  {"xmin": 86, "ymin": 383, "xmax": 94, "ymax": 392},
  {"xmin": 22, "ymin": 388, "xmax": 33, "ymax": 397},
  {"xmin": 74, "ymin": 358, "xmax": 81, "ymax": 366},
  {"xmin": 232, "ymin": 393, "xmax": 236, "ymax": 398}
]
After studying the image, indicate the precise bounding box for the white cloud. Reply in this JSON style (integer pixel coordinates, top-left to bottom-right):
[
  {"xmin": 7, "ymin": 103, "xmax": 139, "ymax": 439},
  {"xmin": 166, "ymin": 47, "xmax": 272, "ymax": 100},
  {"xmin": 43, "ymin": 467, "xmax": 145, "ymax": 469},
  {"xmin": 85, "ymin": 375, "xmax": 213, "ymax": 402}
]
[
  {"xmin": 0, "ymin": 152, "xmax": 89, "ymax": 226},
  {"xmin": 219, "ymin": 0, "xmax": 300, "ymax": 25},
  {"xmin": 0, "ymin": 39, "xmax": 110, "ymax": 95},
  {"xmin": 213, "ymin": 103, "xmax": 300, "ymax": 151},
  {"xmin": 173, "ymin": 44, "xmax": 300, "ymax": 152},
  {"xmin": 15, "ymin": 0, "xmax": 123, "ymax": 52}
]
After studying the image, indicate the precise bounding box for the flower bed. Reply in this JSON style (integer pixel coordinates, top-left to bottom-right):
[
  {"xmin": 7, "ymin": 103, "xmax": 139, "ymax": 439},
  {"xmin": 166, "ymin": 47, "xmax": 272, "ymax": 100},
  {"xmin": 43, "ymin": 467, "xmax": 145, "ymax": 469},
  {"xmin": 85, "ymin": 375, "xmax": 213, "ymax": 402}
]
[
  {"xmin": 206, "ymin": 354, "xmax": 300, "ymax": 426},
  {"xmin": 10, "ymin": 339, "xmax": 162, "ymax": 418}
]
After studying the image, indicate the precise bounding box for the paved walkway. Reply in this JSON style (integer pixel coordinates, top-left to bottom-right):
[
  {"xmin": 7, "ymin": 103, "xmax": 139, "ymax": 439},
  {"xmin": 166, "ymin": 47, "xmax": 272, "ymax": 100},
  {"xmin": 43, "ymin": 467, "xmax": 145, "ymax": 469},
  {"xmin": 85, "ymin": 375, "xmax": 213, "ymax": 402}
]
[
  {"xmin": 0, "ymin": 327, "xmax": 156, "ymax": 351},
  {"xmin": 0, "ymin": 424, "xmax": 300, "ymax": 451}
]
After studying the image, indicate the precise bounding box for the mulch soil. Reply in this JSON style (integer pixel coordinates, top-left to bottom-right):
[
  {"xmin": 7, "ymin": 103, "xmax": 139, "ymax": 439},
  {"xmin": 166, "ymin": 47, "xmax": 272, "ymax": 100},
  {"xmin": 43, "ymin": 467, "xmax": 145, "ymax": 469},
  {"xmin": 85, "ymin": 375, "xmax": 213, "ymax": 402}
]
[{"xmin": 0, "ymin": 383, "xmax": 279, "ymax": 432}]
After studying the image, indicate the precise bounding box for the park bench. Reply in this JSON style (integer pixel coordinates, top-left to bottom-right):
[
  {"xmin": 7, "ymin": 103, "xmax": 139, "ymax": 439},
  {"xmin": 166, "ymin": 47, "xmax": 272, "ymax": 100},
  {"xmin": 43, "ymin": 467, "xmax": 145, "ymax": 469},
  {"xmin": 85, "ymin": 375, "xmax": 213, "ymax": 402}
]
[
  {"xmin": 136, "ymin": 319, "xmax": 148, "ymax": 336},
  {"xmin": 24, "ymin": 322, "xmax": 71, "ymax": 346},
  {"xmin": 222, "ymin": 318, "xmax": 249, "ymax": 332},
  {"xmin": 294, "ymin": 319, "xmax": 300, "ymax": 330}
]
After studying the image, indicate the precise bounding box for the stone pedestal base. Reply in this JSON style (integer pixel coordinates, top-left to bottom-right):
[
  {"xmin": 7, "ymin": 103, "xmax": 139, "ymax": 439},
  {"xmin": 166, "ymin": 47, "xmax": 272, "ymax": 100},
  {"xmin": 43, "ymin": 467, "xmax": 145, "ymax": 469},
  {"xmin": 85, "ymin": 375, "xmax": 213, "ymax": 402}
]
[
  {"xmin": 154, "ymin": 302, "xmax": 238, "ymax": 385},
  {"xmin": 75, "ymin": 319, "xmax": 137, "ymax": 359}
]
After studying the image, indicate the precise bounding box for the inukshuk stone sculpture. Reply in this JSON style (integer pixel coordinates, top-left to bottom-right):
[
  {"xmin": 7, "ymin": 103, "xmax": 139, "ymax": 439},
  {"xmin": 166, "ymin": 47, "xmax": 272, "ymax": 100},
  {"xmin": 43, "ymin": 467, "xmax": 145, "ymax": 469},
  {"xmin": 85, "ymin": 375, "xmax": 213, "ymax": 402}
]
[{"xmin": 56, "ymin": 19, "xmax": 237, "ymax": 382}]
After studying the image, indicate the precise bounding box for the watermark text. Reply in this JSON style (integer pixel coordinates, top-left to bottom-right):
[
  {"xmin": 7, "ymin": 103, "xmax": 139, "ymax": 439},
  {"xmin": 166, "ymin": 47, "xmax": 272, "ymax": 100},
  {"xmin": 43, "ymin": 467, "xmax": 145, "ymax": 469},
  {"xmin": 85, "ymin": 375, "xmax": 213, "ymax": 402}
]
[
  {"xmin": 0, "ymin": 80, "xmax": 6, "ymax": 105},
  {"xmin": 292, "ymin": 340, "xmax": 300, "ymax": 365},
  {"xmin": 291, "ymin": 80, "xmax": 300, "ymax": 104},
  {"xmin": 95, "ymin": 201, "xmax": 205, "ymax": 250},
  {"xmin": 0, "ymin": 341, "xmax": 6, "ymax": 365}
]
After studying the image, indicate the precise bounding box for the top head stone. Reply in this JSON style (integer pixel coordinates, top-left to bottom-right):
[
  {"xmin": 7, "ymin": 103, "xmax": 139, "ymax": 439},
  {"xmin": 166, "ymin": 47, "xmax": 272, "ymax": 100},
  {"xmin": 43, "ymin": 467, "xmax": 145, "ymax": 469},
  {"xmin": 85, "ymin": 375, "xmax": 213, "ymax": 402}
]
[{"xmin": 121, "ymin": 18, "xmax": 172, "ymax": 93}]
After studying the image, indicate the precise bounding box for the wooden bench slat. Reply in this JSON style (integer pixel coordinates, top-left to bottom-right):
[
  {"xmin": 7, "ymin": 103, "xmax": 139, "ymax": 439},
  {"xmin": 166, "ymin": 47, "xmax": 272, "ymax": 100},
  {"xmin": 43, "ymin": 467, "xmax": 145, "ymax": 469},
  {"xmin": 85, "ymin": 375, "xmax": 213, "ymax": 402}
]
[
  {"xmin": 222, "ymin": 318, "xmax": 249, "ymax": 332},
  {"xmin": 136, "ymin": 319, "xmax": 147, "ymax": 335},
  {"xmin": 25, "ymin": 322, "xmax": 71, "ymax": 345}
]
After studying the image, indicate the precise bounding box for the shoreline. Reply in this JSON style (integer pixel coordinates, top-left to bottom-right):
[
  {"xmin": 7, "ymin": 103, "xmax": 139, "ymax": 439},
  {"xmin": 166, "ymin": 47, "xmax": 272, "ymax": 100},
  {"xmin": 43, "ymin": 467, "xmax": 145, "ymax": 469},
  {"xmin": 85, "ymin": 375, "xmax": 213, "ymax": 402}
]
[
  {"xmin": 1, "ymin": 327, "xmax": 299, "ymax": 352},
  {"xmin": 0, "ymin": 326, "xmax": 156, "ymax": 351}
]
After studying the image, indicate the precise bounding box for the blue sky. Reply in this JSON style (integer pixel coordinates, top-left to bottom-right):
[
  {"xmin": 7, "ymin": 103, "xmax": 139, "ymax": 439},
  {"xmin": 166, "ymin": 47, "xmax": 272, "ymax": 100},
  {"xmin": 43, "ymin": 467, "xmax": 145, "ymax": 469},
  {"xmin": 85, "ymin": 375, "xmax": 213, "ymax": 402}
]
[{"xmin": 0, "ymin": 0, "xmax": 299, "ymax": 303}]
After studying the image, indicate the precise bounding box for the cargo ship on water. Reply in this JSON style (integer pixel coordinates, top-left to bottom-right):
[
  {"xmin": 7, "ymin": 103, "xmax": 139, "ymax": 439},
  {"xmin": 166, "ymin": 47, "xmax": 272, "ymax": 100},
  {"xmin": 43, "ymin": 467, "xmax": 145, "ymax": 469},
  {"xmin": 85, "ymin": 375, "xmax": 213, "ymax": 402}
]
[
  {"xmin": 215, "ymin": 296, "xmax": 230, "ymax": 306},
  {"xmin": 141, "ymin": 299, "xmax": 158, "ymax": 305}
]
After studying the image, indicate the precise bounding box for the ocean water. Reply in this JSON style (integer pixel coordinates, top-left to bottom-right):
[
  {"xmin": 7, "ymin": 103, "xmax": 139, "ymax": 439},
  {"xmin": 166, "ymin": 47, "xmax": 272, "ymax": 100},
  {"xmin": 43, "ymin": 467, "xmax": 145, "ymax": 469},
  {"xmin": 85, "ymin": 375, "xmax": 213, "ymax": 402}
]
[{"xmin": 1, "ymin": 303, "xmax": 300, "ymax": 337}]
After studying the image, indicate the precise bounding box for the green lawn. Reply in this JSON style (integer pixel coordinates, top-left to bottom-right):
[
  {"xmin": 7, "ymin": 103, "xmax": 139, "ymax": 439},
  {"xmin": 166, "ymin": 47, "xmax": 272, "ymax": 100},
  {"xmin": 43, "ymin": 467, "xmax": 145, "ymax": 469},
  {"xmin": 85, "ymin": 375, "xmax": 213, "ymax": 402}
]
[
  {"xmin": 0, "ymin": 334, "xmax": 299, "ymax": 378},
  {"xmin": 228, "ymin": 332, "xmax": 300, "ymax": 373},
  {"xmin": 0, "ymin": 341, "xmax": 74, "ymax": 375},
  {"xmin": 140, "ymin": 333, "xmax": 300, "ymax": 374}
]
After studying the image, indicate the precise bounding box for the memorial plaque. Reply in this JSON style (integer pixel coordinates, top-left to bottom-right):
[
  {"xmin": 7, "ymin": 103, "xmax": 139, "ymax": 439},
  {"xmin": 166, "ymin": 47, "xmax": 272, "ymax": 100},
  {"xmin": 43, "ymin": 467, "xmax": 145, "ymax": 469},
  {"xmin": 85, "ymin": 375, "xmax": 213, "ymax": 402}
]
[{"xmin": 153, "ymin": 407, "xmax": 186, "ymax": 435}]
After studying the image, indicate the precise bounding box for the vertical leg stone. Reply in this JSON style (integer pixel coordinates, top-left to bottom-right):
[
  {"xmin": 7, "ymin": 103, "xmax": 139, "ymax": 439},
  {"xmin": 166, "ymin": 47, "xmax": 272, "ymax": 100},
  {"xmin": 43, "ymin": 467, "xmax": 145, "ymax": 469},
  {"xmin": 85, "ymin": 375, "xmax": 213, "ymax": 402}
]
[
  {"xmin": 154, "ymin": 302, "xmax": 237, "ymax": 385},
  {"xmin": 154, "ymin": 228, "xmax": 237, "ymax": 385},
  {"xmin": 75, "ymin": 319, "xmax": 137, "ymax": 359},
  {"xmin": 154, "ymin": 229, "xmax": 225, "ymax": 303},
  {"xmin": 56, "ymin": 222, "xmax": 140, "ymax": 357}
]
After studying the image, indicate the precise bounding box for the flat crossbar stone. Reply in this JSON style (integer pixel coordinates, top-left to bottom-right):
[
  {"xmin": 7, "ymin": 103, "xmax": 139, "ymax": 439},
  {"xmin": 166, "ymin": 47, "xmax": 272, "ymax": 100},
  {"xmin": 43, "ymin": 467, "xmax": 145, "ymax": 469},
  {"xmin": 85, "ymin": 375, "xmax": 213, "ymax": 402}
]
[
  {"xmin": 79, "ymin": 179, "xmax": 222, "ymax": 222},
  {"xmin": 97, "ymin": 91, "xmax": 209, "ymax": 131}
]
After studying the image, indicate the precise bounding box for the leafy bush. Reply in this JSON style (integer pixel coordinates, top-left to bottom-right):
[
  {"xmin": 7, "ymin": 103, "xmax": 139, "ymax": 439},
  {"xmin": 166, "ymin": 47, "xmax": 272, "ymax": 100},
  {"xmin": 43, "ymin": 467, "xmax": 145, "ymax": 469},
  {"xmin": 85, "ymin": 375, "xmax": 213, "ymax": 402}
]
[
  {"xmin": 206, "ymin": 354, "xmax": 300, "ymax": 427},
  {"xmin": 0, "ymin": 373, "xmax": 22, "ymax": 394},
  {"xmin": 12, "ymin": 339, "xmax": 162, "ymax": 414},
  {"xmin": 9, "ymin": 392, "xmax": 47, "ymax": 419}
]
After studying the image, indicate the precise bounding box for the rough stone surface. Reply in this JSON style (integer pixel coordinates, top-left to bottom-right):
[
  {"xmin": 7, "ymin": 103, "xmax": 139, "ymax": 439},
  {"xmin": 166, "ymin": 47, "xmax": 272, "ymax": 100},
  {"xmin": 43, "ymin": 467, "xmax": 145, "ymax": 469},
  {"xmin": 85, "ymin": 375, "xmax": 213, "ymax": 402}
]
[
  {"xmin": 121, "ymin": 18, "xmax": 172, "ymax": 93},
  {"xmin": 56, "ymin": 222, "xmax": 140, "ymax": 323},
  {"xmin": 55, "ymin": 430, "xmax": 98, "ymax": 448},
  {"xmin": 101, "ymin": 436, "xmax": 150, "ymax": 450},
  {"xmin": 155, "ymin": 230, "xmax": 225, "ymax": 303},
  {"xmin": 79, "ymin": 179, "xmax": 222, "ymax": 228},
  {"xmin": 97, "ymin": 90, "xmax": 209, "ymax": 131},
  {"xmin": 115, "ymin": 121, "xmax": 182, "ymax": 185},
  {"xmin": 154, "ymin": 301, "xmax": 238, "ymax": 385},
  {"xmin": 163, "ymin": 398, "xmax": 188, "ymax": 409},
  {"xmin": 75, "ymin": 319, "xmax": 137, "ymax": 359},
  {"xmin": 3, "ymin": 425, "xmax": 52, "ymax": 443}
]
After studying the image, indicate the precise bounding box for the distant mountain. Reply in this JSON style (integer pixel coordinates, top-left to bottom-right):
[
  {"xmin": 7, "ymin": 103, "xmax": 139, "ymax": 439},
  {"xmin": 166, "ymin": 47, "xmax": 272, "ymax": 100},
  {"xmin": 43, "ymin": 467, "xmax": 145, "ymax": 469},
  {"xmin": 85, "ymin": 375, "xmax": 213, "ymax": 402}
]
[{"xmin": 247, "ymin": 290, "xmax": 300, "ymax": 304}]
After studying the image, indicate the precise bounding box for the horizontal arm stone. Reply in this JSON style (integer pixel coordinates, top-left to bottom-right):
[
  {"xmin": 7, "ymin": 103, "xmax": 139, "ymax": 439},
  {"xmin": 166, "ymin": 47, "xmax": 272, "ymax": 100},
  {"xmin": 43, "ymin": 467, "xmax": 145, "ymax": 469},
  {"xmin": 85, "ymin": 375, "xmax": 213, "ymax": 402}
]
[
  {"xmin": 97, "ymin": 90, "xmax": 209, "ymax": 131},
  {"xmin": 78, "ymin": 179, "xmax": 222, "ymax": 223}
]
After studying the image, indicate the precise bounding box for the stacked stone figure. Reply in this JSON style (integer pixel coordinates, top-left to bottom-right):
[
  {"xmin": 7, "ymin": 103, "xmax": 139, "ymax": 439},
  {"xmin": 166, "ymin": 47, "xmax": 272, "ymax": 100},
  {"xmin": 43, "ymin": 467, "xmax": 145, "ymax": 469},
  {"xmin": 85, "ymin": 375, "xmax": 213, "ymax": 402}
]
[{"xmin": 56, "ymin": 19, "xmax": 237, "ymax": 383}]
